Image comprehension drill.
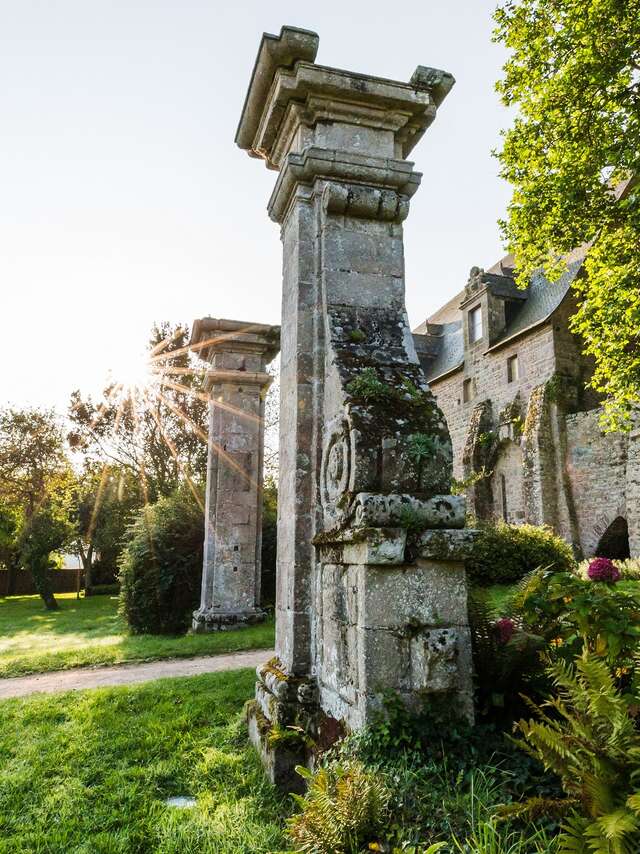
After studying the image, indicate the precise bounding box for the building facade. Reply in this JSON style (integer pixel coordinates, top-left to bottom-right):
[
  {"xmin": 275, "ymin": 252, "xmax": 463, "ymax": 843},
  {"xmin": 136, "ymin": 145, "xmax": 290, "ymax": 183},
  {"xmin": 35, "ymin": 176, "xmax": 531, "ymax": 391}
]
[{"xmin": 414, "ymin": 253, "xmax": 640, "ymax": 560}]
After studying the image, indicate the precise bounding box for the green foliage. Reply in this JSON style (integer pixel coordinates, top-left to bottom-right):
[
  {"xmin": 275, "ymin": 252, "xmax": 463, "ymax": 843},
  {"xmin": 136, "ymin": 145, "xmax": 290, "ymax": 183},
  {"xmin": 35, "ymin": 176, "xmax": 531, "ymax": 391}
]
[
  {"xmin": 0, "ymin": 502, "xmax": 19, "ymax": 570},
  {"xmin": 0, "ymin": 669, "xmax": 287, "ymax": 853},
  {"xmin": 468, "ymin": 592, "xmax": 545, "ymax": 718},
  {"xmin": 514, "ymin": 653, "xmax": 640, "ymax": 853},
  {"xmin": 261, "ymin": 476, "xmax": 277, "ymax": 607},
  {"xmin": 493, "ymin": 0, "xmax": 640, "ymax": 429},
  {"xmin": 513, "ymin": 568, "xmax": 640, "ymax": 669},
  {"xmin": 72, "ymin": 463, "xmax": 143, "ymax": 588},
  {"xmin": 466, "ymin": 522, "xmax": 575, "ymax": 584},
  {"xmin": 119, "ymin": 486, "xmax": 204, "ymax": 634},
  {"xmin": 348, "ymin": 328, "xmax": 367, "ymax": 344},
  {"xmin": 347, "ymin": 368, "xmax": 392, "ymax": 403},
  {"xmin": 287, "ymin": 761, "xmax": 390, "ymax": 853},
  {"xmin": 294, "ymin": 695, "xmax": 562, "ymax": 852},
  {"xmin": 19, "ymin": 503, "xmax": 74, "ymax": 610},
  {"xmin": 451, "ymin": 466, "xmax": 492, "ymax": 496}
]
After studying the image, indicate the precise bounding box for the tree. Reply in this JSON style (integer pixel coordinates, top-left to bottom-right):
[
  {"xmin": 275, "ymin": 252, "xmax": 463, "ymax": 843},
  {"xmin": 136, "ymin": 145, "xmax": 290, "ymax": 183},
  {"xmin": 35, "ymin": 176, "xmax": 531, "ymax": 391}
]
[
  {"xmin": 71, "ymin": 463, "xmax": 142, "ymax": 592},
  {"xmin": 19, "ymin": 501, "xmax": 73, "ymax": 610},
  {"xmin": 493, "ymin": 0, "xmax": 640, "ymax": 429},
  {"xmin": 0, "ymin": 408, "xmax": 73, "ymax": 607},
  {"xmin": 69, "ymin": 322, "xmax": 208, "ymax": 501}
]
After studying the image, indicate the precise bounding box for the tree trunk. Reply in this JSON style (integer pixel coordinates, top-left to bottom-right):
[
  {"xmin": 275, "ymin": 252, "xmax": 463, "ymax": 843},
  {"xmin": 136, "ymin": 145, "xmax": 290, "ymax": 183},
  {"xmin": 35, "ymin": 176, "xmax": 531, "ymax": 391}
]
[
  {"xmin": 6, "ymin": 555, "xmax": 19, "ymax": 596},
  {"xmin": 30, "ymin": 562, "xmax": 58, "ymax": 611},
  {"xmin": 81, "ymin": 545, "xmax": 93, "ymax": 596}
]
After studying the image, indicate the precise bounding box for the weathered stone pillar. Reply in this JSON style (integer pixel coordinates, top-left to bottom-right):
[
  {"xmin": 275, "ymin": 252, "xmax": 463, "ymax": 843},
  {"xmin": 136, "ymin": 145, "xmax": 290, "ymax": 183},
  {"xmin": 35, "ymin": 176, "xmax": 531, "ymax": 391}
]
[
  {"xmin": 191, "ymin": 318, "xmax": 279, "ymax": 632},
  {"xmin": 237, "ymin": 26, "xmax": 474, "ymax": 789}
]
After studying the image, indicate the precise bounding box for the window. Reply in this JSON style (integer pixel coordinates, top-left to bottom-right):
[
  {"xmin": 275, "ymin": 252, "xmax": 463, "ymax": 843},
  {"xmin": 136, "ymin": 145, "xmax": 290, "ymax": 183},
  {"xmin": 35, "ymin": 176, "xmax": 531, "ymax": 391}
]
[
  {"xmin": 507, "ymin": 354, "xmax": 519, "ymax": 383},
  {"xmin": 469, "ymin": 306, "xmax": 483, "ymax": 343},
  {"xmin": 462, "ymin": 378, "xmax": 474, "ymax": 403},
  {"xmin": 500, "ymin": 473, "xmax": 508, "ymax": 521}
]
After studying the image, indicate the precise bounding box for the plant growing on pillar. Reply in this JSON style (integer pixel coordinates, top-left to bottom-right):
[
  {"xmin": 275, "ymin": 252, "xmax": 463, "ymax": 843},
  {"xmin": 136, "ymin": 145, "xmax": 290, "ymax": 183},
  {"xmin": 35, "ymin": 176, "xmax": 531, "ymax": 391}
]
[
  {"xmin": 406, "ymin": 432, "xmax": 438, "ymax": 489},
  {"xmin": 346, "ymin": 368, "xmax": 392, "ymax": 403}
]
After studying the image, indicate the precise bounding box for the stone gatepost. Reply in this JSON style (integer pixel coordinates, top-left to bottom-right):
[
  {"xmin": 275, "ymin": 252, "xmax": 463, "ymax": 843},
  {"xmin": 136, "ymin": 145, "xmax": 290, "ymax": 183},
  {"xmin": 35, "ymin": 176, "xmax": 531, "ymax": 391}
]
[
  {"xmin": 191, "ymin": 318, "xmax": 280, "ymax": 632},
  {"xmin": 236, "ymin": 26, "xmax": 474, "ymax": 790}
]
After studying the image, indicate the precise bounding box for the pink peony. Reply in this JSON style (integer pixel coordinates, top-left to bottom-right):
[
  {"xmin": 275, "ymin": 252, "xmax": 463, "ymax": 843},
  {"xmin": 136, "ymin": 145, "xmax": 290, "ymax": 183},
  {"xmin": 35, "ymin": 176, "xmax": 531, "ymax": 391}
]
[
  {"xmin": 495, "ymin": 617, "xmax": 515, "ymax": 644},
  {"xmin": 587, "ymin": 557, "xmax": 621, "ymax": 583}
]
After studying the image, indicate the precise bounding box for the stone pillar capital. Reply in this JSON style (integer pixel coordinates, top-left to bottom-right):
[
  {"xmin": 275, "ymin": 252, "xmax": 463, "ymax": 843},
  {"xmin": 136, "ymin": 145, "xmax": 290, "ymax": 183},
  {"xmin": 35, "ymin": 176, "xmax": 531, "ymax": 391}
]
[{"xmin": 236, "ymin": 25, "xmax": 454, "ymax": 173}]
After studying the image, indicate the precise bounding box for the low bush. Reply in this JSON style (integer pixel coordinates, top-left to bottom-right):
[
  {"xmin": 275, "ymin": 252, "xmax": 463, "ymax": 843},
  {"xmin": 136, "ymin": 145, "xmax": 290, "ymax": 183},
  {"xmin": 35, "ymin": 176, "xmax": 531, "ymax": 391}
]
[
  {"xmin": 287, "ymin": 696, "xmax": 563, "ymax": 852},
  {"xmin": 511, "ymin": 653, "xmax": 640, "ymax": 854},
  {"xmin": 118, "ymin": 486, "xmax": 203, "ymax": 634},
  {"xmin": 512, "ymin": 566, "xmax": 640, "ymax": 671},
  {"xmin": 466, "ymin": 522, "xmax": 575, "ymax": 584}
]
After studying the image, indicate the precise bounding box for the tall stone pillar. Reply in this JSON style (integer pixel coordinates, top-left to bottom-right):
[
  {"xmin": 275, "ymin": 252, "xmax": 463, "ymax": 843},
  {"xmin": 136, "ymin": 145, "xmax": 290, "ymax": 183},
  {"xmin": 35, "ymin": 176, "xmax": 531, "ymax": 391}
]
[
  {"xmin": 191, "ymin": 318, "xmax": 279, "ymax": 632},
  {"xmin": 237, "ymin": 27, "xmax": 474, "ymax": 789}
]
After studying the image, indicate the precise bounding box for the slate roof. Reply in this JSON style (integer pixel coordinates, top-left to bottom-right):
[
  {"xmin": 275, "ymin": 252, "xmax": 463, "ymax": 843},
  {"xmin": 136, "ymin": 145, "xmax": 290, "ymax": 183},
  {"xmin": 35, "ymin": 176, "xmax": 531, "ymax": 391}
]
[{"xmin": 413, "ymin": 250, "xmax": 586, "ymax": 382}]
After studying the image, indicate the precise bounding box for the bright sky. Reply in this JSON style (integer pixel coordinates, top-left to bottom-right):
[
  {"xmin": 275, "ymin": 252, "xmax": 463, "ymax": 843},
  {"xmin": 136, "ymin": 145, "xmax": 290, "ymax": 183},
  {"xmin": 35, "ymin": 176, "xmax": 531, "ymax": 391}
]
[{"xmin": 1, "ymin": 0, "xmax": 511, "ymax": 412}]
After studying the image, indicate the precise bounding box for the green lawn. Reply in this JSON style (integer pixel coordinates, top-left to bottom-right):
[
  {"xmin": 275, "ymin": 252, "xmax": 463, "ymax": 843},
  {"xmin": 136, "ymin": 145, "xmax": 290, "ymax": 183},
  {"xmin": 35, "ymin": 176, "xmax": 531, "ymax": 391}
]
[
  {"xmin": 0, "ymin": 669, "xmax": 288, "ymax": 853},
  {"xmin": 0, "ymin": 594, "xmax": 275, "ymax": 678}
]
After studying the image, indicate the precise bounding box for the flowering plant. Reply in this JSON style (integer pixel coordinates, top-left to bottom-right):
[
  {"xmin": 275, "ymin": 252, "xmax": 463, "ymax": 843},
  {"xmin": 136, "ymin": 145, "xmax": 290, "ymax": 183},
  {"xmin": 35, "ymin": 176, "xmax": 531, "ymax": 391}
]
[
  {"xmin": 514, "ymin": 569, "xmax": 640, "ymax": 669},
  {"xmin": 495, "ymin": 617, "xmax": 516, "ymax": 644},
  {"xmin": 587, "ymin": 557, "xmax": 621, "ymax": 583}
]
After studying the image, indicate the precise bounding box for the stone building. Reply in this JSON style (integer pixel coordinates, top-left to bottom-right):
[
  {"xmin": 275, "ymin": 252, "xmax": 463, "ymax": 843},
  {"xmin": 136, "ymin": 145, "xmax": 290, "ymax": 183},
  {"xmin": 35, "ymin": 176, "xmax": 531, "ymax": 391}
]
[{"xmin": 413, "ymin": 252, "xmax": 640, "ymax": 560}]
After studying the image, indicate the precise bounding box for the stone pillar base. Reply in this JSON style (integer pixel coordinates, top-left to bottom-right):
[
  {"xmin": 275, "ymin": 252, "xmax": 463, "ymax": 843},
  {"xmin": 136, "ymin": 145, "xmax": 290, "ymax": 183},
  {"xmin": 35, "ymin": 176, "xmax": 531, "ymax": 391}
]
[
  {"xmin": 192, "ymin": 608, "xmax": 266, "ymax": 633},
  {"xmin": 246, "ymin": 656, "xmax": 325, "ymax": 793},
  {"xmin": 247, "ymin": 703, "xmax": 308, "ymax": 794}
]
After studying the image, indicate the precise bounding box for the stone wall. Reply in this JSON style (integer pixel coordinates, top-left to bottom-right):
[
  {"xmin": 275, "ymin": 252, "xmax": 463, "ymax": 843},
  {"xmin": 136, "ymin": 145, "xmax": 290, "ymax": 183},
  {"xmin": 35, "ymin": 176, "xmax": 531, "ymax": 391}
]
[
  {"xmin": 430, "ymin": 321, "xmax": 558, "ymax": 482},
  {"xmin": 565, "ymin": 409, "xmax": 629, "ymax": 557}
]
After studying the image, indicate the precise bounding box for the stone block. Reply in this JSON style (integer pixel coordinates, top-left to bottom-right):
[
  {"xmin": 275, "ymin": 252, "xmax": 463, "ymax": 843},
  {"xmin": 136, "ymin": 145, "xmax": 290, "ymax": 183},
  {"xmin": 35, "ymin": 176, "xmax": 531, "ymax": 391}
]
[
  {"xmin": 417, "ymin": 529, "xmax": 477, "ymax": 561},
  {"xmin": 357, "ymin": 560, "xmax": 468, "ymax": 628}
]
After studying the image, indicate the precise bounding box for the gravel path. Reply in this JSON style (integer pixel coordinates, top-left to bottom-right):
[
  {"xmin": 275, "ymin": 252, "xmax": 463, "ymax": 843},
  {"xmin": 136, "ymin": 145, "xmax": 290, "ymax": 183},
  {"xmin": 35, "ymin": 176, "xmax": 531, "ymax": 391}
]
[{"xmin": 0, "ymin": 648, "xmax": 274, "ymax": 700}]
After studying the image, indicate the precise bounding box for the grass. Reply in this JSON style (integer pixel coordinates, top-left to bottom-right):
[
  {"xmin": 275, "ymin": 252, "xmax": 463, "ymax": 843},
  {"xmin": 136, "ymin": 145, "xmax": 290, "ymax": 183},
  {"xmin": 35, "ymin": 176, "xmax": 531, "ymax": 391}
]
[
  {"xmin": 0, "ymin": 668, "xmax": 288, "ymax": 853},
  {"xmin": 0, "ymin": 594, "xmax": 275, "ymax": 678}
]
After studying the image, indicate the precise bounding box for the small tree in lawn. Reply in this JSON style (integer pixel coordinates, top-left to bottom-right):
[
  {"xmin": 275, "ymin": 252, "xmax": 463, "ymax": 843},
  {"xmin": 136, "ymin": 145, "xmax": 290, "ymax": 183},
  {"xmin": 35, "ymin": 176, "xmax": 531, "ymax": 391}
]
[
  {"xmin": 19, "ymin": 499, "xmax": 73, "ymax": 610},
  {"xmin": 0, "ymin": 407, "xmax": 73, "ymax": 608}
]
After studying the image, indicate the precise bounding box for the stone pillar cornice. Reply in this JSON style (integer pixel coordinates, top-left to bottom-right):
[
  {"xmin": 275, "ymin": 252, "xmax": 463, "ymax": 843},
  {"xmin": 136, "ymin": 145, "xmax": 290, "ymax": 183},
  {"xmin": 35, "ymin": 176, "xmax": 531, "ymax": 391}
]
[
  {"xmin": 236, "ymin": 26, "xmax": 454, "ymax": 171},
  {"xmin": 190, "ymin": 317, "xmax": 280, "ymax": 365},
  {"xmin": 204, "ymin": 369, "xmax": 273, "ymax": 393}
]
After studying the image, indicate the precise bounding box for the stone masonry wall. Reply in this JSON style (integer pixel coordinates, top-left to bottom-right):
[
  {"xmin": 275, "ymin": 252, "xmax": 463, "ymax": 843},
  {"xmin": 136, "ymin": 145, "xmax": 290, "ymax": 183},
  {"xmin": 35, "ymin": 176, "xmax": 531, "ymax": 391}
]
[
  {"xmin": 430, "ymin": 321, "xmax": 558, "ymax": 481},
  {"xmin": 565, "ymin": 409, "xmax": 629, "ymax": 557}
]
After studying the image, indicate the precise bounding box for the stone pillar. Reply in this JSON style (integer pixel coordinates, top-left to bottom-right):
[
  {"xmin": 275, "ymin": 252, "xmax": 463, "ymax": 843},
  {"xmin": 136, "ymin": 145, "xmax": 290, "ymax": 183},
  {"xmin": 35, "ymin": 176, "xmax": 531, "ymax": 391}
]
[
  {"xmin": 191, "ymin": 318, "xmax": 279, "ymax": 632},
  {"xmin": 237, "ymin": 26, "xmax": 474, "ymax": 790}
]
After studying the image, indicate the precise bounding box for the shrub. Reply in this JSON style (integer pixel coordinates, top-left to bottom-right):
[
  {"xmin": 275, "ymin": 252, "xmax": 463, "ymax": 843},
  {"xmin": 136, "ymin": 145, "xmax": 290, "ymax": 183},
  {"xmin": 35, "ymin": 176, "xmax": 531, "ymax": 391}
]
[
  {"xmin": 118, "ymin": 486, "xmax": 203, "ymax": 634},
  {"xmin": 513, "ymin": 568, "xmax": 640, "ymax": 670},
  {"xmin": 577, "ymin": 556, "xmax": 640, "ymax": 580},
  {"xmin": 511, "ymin": 653, "xmax": 640, "ymax": 854},
  {"xmin": 466, "ymin": 522, "xmax": 575, "ymax": 584},
  {"xmin": 287, "ymin": 761, "xmax": 390, "ymax": 853}
]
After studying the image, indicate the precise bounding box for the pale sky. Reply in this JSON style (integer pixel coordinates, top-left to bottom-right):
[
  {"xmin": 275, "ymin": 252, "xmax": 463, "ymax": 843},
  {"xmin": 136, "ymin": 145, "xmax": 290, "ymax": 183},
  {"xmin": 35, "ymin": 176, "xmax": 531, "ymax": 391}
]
[{"xmin": 1, "ymin": 0, "xmax": 511, "ymax": 412}]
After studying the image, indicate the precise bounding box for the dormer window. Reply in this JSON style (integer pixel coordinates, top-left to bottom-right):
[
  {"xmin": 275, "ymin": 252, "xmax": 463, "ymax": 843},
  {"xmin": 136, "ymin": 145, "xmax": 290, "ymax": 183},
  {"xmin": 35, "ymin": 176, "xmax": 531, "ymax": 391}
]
[{"xmin": 469, "ymin": 305, "xmax": 483, "ymax": 343}]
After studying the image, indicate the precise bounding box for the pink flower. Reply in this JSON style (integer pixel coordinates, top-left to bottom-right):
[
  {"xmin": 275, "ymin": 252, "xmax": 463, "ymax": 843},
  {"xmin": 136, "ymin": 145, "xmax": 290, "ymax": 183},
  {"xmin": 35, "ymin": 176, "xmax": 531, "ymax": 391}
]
[
  {"xmin": 495, "ymin": 617, "xmax": 515, "ymax": 644},
  {"xmin": 587, "ymin": 558, "xmax": 621, "ymax": 583}
]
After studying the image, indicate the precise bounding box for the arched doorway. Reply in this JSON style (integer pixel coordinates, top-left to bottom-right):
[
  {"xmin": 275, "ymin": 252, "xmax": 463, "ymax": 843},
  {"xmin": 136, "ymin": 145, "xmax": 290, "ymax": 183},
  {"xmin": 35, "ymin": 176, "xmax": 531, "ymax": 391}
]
[{"xmin": 595, "ymin": 516, "xmax": 630, "ymax": 560}]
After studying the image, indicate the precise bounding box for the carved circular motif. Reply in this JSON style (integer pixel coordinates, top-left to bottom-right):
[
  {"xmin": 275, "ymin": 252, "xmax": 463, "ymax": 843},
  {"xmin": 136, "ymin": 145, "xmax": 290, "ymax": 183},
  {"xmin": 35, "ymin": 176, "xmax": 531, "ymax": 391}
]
[{"xmin": 321, "ymin": 422, "xmax": 351, "ymax": 507}]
